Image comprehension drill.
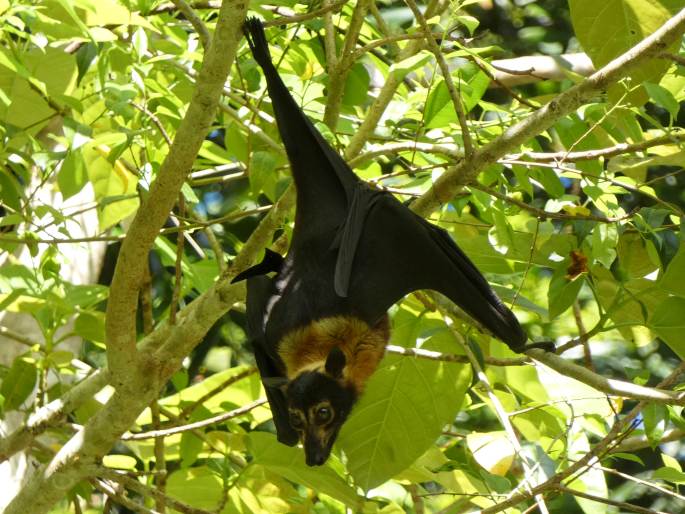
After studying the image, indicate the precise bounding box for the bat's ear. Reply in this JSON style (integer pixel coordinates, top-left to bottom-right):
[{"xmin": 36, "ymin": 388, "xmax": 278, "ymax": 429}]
[
  {"xmin": 325, "ymin": 347, "xmax": 346, "ymax": 379},
  {"xmin": 262, "ymin": 376, "xmax": 288, "ymax": 391}
]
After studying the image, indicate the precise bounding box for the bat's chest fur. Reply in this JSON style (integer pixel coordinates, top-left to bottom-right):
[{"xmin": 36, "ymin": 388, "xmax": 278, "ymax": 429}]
[{"xmin": 278, "ymin": 315, "xmax": 390, "ymax": 394}]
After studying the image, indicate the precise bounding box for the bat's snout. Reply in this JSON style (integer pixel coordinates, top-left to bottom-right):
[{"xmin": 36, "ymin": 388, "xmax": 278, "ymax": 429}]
[
  {"xmin": 305, "ymin": 448, "xmax": 329, "ymax": 466},
  {"xmin": 303, "ymin": 429, "xmax": 335, "ymax": 466}
]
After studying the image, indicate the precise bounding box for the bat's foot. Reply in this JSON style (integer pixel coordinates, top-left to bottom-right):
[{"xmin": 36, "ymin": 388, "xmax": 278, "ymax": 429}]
[{"xmin": 243, "ymin": 17, "xmax": 271, "ymax": 66}]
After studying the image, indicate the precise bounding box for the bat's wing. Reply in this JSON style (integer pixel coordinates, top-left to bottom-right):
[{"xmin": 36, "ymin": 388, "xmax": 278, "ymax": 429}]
[
  {"xmin": 245, "ymin": 275, "xmax": 298, "ymax": 445},
  {"xmin": 232, "ymin": 249, "xmax": 284, "ymax": 284},
  {"xmin": 345, "ymin": 193, "xmax": 529, "ymax": 352},
  {"xmin": 243, "ymin": 18, "xmax": 360, "ymax": 239},
  {"xmin": 242, "ymin": 18, "xmax": 534, "ymax": 353}
]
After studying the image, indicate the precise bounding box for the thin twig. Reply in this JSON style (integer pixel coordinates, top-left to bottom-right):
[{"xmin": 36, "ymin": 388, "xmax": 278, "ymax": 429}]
[
  {"xmin": 203, "ymin": 227, "xmax": 226, "ymax": 273},
  {"xmin": 508, "ymin": 132, "xmax": 685, "ymax": 162},
  {"xmin": 131, "ymin": 102, "xmax": 173, "ymax": 147},
  {"xmin": 385, "ymin": 344, "xmax": 528, "ymax": 366},
  {"xmin": 0, "ymin": 326, "xmax": 41, "ymax": 347},
  {"xmin": 266, "ymin": 0, "xmax": 347, "ymax": 27},
  {"xmin": 97, "ymin": 468, "xmax": 214, "ymax": 514},
  {"xmin": 471, "ymin": 183, "xmax": 636, "ymax": 223},
  {"xmin": 349, "ymin": 141, "xmax": 462, "ymax": 168},
  {"xmin": 150, "ymin": 401, "xmax": 168, "ymax": 513},
  {"xmin": 122, "ymin": 399, "xmax": 267, "ymax": 440},
  {"xmin": 91, "ymin": 478, "xmax": 158, "ymax": 514},
  {"xmin": 169, "ymin": 195, "xmax": 186, "ymax": 325},
  {"xmin": 178, "ymin": 367, "xmax": 257, "ymax": 420},
  {"xmin": 572, "ymin": 301, "xmax": 593, "ymax": 371},
  {"xmin": 555, "ymin": 484, "xmax": 667, "ymax": 514},
  {"xmin": 172, "ymin": 0, "xmax": 210, "ymax": 50}
]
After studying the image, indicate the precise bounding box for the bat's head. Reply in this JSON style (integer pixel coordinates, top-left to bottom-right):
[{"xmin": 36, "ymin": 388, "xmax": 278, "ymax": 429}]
[{"xmin": 285, "ymin": 347, "xmax": 356, "ymax": 466}]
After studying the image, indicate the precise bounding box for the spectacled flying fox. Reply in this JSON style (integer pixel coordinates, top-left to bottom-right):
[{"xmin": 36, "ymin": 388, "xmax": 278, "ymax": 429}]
[{"xmin": 235, "ymin": 18, "xmax": 547, "ymax": 466}]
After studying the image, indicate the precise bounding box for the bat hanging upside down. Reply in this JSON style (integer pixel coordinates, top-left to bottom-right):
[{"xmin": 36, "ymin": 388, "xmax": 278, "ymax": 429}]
[{"xmin": 234, "ymin": 18, "xmax": 548, "ymax": 466}]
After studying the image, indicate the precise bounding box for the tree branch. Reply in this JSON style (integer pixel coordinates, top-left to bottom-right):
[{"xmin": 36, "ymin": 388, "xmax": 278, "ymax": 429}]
[
  {"xmin": 411, "ymin": 7, "xmax": 685, "ymax": 216},
  {"xmin": 4, "ymin": 4, "xmax": 249, "ymax": 513},
  {"xmin": 104, "ymin": 1, "xmax": 247, "ymax": 383},
  {"xmin": 528, "ymin": 348, "xmax": 685, "ymax": 406},
  {"xmin": 490, "ymin": 53, "xmax": 595, "ymax": 87},
  {"xmin": 323, "ymin": 0, "xmax": 371, "ymax": 129},
  {"xmin": 172, "ymin": 0, "xmax": 211, "ymax": 50}
]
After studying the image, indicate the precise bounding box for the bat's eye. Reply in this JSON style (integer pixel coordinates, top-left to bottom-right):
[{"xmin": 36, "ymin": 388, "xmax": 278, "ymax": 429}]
[
  {"xmin": 289, "ymin": 410, "xmax": 305, "ymax": 429},
  {"xmin": 315, "ymin": 406, "xmax": 332, "ymax": 424}
]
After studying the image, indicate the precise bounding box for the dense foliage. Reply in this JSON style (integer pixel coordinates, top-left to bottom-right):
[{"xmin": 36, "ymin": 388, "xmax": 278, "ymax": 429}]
[{"xmin": 1, "ymin": 1, "xmax": 685, "ymax": 513}]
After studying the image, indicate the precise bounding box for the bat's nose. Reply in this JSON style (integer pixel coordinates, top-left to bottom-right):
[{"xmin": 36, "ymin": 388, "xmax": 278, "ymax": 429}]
[{"xmin": 305, "ymin": 451, "xmax": 327, "ymax": 466}]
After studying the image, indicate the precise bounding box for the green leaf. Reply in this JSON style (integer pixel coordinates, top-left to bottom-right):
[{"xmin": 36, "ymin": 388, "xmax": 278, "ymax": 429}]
[
  {"xmin": 643, "ymin": 403, "xmax": 667, "ymax": 449},
  {"xmin": 548, "ymin": 263, "xmax": 584, "ymax": 319},
  {"xmin": 226, "ymin": 464, "xmax": 301, "ymax": 513},
  {"xmin": 569, "ymin": 0, "xmax": 682, "ymax": 97},
  {"xmin": 74, "ymin": 311, "xmax": 105, "ymax": 344},
  {"xmin": 187, "ymin": 260, "xmax": 220, "ymax": 294},
  {"xmin": 180, "ymin": 432, "xmax": 204, "ymax": 468},
  {"xmin": 250, "ymin": 151, "xmax": 278, "ymax": 201},
  {"xmin": 136, "ymin": 366, "xmax": 263, "ymax": 425},
  {"xmin": 338, "ymin": 323, "xmax": 471, "ymax": 490},
  {"xmin": 660, "ymin": 245, "xmax": 685, "ymax": 297},
  {"xmin": 650, "ymin": 297, "xmax": 685, "ymax": 358},
  {"xmin": 489, "ymin": 206, "xmax": 515, "ymax": 255},
  {"xmin": 57, "ymin": 150, "xmax": 88, "ymax": 199},
  {"xmin": 567, "ymin": 430, "xmax": 609, "ymax": 514},
  {"xmin": 389, "ymin": 52, "xmax": 432, "ymax": 80},
  {"xmin": 343, "ymin": 62, "xmax": 370, "ymax": 107},
  {"xmin": 0, "ymin": 47, "xmax": 77, "ymax": 139},
  {"xmin": 84, "ymin": 143, "xmax": 139, "ymax": 230},
  {"xmin": 662, "ymin": 452, "xmax": 682, "ymax": 472},
  {"xmin": 491, "ymin": 285, "xmax": 547, "ymax": 317},
  {"xmin": 466, "ymin": 431, "xmax": 515, "ymax": 476},
  {"xmin": 609, "ymin": 452, "xmax": 644, "ymax": 466},
  {"xmin": 617, "ymin": 233, "xmax": 659, "ymax": 279},
  {"xmin": 533, "ymin": 167, "xmax": 565, "ymax": 198},
  {"xmin": 589, "ymin": 223, "xmax": 618, "ymax": 268},
  {"xmin": 456, "ymin": 15, "xmax": 479, "ymax": 35},
  {"xmin": 424, "ymin": 80, "xmax": 456, "ymax": 129},
  {"xmin": 102, "ymin": 455, "xmax": 138, "ymax": 470},
  {"xmin": 536, "ymin": 364, "xmax": 616, "ymax": 421},
  {"xmin": 249, "ymin": 432, "xmax": 361, "ymax": 507},
  {"xmin": 653, "ymin": 466, "xmax": 685, "ymax": 484},
  {"xmin": 167, "ymin": 466, "xmax": 223, "ymax": 510},
  {"xmin": 63, "ymin": 284, "xmax": 109, "ymax": 309},
  {"xmin": 1, "ymin": 358, "xmax": 37, "ymax": 411},
  {"xmin": 645, "ymin": 82, "xmax": 680, "ymax": 119},
  {"xmin": 47, "ymin": 350, "xmax": 74, "ymax": 368}
]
